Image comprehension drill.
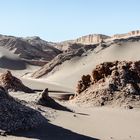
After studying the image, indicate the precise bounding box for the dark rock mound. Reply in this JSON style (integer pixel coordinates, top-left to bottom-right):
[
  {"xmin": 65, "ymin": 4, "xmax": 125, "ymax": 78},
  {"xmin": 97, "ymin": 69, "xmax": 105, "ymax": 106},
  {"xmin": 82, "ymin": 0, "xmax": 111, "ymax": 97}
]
[
  {"xmin": 0, "ymin": 86, "xmax": 46, "ymax": 133},
  {"xmin": 0, "ymin": 71, "xmax": 34, "ymax": 93},
  {"xmin": 37, "ymin": 88, "xmax": 72, "ymax": 112},
  {"xmin": 73, "ymin": 61, "xmax": 140, "ymax": 108}
]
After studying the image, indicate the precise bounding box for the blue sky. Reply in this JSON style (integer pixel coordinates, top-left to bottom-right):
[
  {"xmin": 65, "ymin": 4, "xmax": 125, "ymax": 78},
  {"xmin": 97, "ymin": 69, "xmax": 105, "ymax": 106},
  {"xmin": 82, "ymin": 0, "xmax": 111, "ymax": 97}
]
[{"xmin": 0, "ymin": 0, "xmax": 139, "ymax": 42}]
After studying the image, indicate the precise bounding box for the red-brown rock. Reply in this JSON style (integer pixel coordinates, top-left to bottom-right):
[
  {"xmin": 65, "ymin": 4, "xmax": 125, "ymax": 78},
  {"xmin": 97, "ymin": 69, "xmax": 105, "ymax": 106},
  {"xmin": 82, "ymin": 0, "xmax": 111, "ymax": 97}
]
[{"xmin": 0, "ymin": 71, "xmax": 34, "ymax": 93}]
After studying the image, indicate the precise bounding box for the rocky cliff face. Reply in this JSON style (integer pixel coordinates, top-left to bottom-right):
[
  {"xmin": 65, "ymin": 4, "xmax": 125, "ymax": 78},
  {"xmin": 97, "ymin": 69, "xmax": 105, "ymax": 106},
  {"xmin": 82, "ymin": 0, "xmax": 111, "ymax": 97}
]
[
  {"xmin": 112, "ymin": 30, "xmax": 140, "ymax": 40},
  {"xmin": 56, "ymin": 30, "xmax": 140, "ymax": 51},
  {"xmin": 0, "ymin": 35, "xmax": 61, "ymax": 66},
  {"xmin": 74, "ymin": 30, "xmax": 140, "ymax": 45},
  {"xmin": 76, "ymin": 34, "xmax": 110, "ymax": 44},
  {"xmin": 55, "ymin": 34, "xmax": 109, "ymax": 51}
]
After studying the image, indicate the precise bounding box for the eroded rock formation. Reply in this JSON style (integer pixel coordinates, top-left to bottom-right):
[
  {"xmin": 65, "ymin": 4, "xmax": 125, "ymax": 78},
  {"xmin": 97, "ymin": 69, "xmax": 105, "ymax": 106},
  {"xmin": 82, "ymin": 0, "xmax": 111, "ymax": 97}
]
[
  {"xmin": 74, "ymin": 61, "xmax": 140, "ymax": 108},
  {"xmin": 76, "ymin": 75, "xmax": 92, "ymax": 94},
  {"xmin": 112, "ymin": 30, "xmax": 140, "ymax": 40},
  {"xmin": 0, "ymin": 71, "xmax": 34, "ymax": 93},
  {"xmin": 37, "ymin": 88, "xmax": 72, "ymax": 111},
  {"xmin": 76, "ymin": 34, "xmax": 110, "ymax": 44}
]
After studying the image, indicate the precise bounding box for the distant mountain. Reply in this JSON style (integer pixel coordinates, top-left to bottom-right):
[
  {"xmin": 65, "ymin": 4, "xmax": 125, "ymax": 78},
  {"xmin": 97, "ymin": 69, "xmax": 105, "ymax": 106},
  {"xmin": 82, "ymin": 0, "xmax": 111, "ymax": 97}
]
[
  {"xmin": 55, "ymin": 34, "xmax": 109, "ymax": 51},
  {"xmin": 0, "ymin": 30, "xmax": 140, "ymax": 71},
  {"xmin": 55, "ymin": 30, "xmax": 140, "ymax": 51},
  {"xmin": 0, "ymin": 35, "xmax": 62, "ymax": 66},
  {"xmin": 75, "ymin": 34, "xmax": 110, "ymax": 44}
]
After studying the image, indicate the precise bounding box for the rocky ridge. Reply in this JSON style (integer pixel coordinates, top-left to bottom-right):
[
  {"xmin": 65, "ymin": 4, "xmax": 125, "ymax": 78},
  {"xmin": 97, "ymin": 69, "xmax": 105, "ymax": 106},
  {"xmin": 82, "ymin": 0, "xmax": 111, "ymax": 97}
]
[
  {"xmin": 111, "ymin": 30, "xmax": 140, "ymax": 40},
  {"xmin": 32, "ymin": 44, "xmax": 97, "ymax": 78},
  {"xmin": 56, "ymin": 30, "xmax": 140, "ymax": 50}
]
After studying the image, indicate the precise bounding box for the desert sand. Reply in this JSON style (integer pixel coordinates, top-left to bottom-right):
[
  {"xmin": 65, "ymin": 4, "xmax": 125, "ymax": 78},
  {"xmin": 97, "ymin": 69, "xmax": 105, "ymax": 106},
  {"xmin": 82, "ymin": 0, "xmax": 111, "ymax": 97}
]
[
  {"xmin": 0, "ymin": 78, "xmax": 139, "ymax": 140},
  {"xmin": 37, "ymin": 40, "xmax": 140, "ymax": 90}
]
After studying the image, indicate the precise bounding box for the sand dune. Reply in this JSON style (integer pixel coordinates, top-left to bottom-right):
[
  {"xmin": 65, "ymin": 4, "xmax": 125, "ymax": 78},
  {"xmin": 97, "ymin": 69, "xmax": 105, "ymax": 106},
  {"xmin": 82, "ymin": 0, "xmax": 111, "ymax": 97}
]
[{"xmin": 42, "ymin": 40, "xmax": 140, "ymax": 89}]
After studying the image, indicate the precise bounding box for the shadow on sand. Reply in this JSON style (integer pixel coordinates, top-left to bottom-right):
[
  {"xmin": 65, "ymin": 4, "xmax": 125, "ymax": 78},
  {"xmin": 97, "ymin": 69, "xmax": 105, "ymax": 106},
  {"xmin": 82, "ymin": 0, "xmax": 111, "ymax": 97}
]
[
  {"xmin": 11, "ymin": 120, "xmax": 98, "ymax": 140},
  {"xmin": 7, "ymin": 101, "xmax": 98, "ymax": 140}
]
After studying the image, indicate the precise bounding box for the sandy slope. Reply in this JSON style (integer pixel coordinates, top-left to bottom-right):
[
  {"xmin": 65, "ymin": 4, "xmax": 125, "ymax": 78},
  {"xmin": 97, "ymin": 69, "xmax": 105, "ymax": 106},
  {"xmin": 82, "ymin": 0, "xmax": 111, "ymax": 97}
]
[
  {"xmin": 1, "ymin": 87, "xmax": 140, "ymax": 140},
  {"xmin": 52, "ymin": 105, "xmax": 140, "ymax": 140},
  {"xmin": 0, "ymin": 47, "xmax": 41, "ymax": 77},
  {"xmin": 0, "ymin": 47, "xmax": 26, "ymax": 70},
  {"xmin": 42, "ymin": 41, "xmax": 140, "ymax": 90},
  {"xmin": 21, "ymin": 78, "xmax": 74, "ymax": 92}
]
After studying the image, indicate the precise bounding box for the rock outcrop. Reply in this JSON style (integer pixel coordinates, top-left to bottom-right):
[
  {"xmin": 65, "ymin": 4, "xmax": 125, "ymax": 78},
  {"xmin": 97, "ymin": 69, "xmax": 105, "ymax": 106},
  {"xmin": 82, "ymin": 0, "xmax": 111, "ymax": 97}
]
[
  {"xmin": 0, "ymin": 71, "xmax": 34, "ymax": 93},
  {"xmin": 76, "ymin": 34, "xmax": 110, "ymax": 44},
  {"xmin": 112, "ymin": 30, "xmax": 140, "ymax": 40},
  {"xmin": 0, "ymin": 86, "xmax": 45, "ymax": 133},
  {"xmin": 37, "ymin": 88, "xmax": 71, "ymax": 111},
  {"xmin": 76, "ymin": 75, "xmax": 92, "ymax": 94},
  {"xmin": 56, "ymin": 34, "xmax": 109, "ymax": 51},
  {"xmin": 57, "ymin": 30, "xmax": 140, "ymax": 50},
  {"xmin": 73, "ymin": 61, "xmax": 140, "ymax": 108}
]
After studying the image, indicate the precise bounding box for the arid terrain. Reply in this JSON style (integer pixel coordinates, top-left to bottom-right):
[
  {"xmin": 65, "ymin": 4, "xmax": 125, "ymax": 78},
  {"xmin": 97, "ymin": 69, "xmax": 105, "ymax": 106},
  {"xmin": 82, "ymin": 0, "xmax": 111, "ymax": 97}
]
[{"xmin": 0, "ymin": 30, "xmax": 140, "ymax": 140}]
